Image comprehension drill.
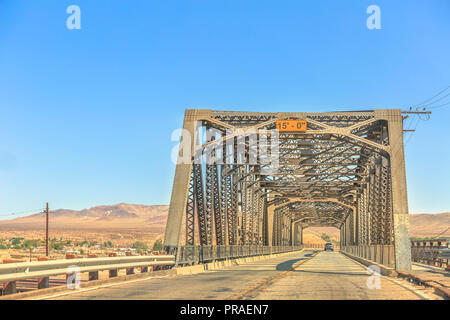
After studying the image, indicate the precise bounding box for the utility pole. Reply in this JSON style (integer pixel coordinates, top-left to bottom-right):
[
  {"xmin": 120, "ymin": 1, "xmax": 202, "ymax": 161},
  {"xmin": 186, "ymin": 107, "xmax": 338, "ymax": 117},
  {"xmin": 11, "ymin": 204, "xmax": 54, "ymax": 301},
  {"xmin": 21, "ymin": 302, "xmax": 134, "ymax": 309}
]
[{"xmin": 45, "ymin": 202, "xmax": 49, "ymax": 257}]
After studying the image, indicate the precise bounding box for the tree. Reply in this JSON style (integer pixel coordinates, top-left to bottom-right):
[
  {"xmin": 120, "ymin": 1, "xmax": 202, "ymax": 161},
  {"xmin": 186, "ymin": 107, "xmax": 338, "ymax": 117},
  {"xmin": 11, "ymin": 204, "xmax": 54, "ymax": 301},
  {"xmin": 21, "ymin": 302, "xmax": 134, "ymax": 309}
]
[
  {"xmin": 24, "ymin": 239, "xmax": 39, "ymax": 249},
  {"xmin": 24, "ymin": 239, "xmax": 39, "ymax": 262},
  {"xmin": 152, "ymin": 239, "xmax": 163, "ymax": 251},
  {"xmin": 11, "ymin": 238, "xmax": 23, "ymax": 246},
  {"xmin": 80, "ymin": 240, "xmax": 89, "ymax": 247},
  {"xmin": 50, "ymin": 242, "xmax": 64, "ymax": 250},
  {"xmin": 103, "ymin": 241, "xmax": 113, "ymax": 248},
  {"xmin": 132, "ymin": 241, "xmax": 148, "ymax": 251}
]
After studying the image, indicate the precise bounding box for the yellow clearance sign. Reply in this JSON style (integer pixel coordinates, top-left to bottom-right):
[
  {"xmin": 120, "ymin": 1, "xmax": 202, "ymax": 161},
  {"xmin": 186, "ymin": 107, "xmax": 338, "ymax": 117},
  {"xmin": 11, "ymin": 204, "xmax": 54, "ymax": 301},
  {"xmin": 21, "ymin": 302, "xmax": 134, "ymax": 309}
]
[{"xmin": 275, "ymin": 120, "xmax": 307, "ymax": 132}]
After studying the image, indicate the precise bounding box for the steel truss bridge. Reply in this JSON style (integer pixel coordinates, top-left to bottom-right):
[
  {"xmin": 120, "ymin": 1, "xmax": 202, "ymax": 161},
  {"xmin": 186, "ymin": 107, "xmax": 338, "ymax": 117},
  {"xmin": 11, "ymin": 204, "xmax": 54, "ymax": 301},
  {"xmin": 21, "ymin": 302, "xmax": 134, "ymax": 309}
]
[{"xmin": 164, "ymin": 109, "xmax": 412, "ymax": 270}]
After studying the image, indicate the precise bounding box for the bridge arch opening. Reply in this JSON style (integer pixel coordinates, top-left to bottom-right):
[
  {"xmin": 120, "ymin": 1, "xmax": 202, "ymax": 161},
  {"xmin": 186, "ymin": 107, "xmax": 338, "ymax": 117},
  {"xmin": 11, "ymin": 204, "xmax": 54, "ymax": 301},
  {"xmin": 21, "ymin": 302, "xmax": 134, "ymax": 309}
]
[{"xmin": 300, "ymin": 226, "xmax": 340, "ymax": 249}]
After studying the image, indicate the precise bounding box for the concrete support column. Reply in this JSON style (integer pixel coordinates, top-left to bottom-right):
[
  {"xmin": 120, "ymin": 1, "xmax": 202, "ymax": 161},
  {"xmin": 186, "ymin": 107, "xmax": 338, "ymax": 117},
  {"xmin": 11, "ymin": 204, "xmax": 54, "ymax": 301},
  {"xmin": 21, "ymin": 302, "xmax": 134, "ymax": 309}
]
[
  {"xmin": 89, "ymin": 271, "xmax": 99, "ymax": 281},
  {"xmin": 107, "ymin": 252, "xmax": 118, "ymax": 277},
  {"xmin": 109, "ymin": 269, "xmax": 118, "ymax": 278},
  {"xmin": 3, "ymin": 281, "xmax": 16, "ymax": 295},
  {"xmin": 298, "ymin": 225, "xmax": 303, "ymax": 245},
  {"xmin": 291, "ymin": 221, "xmax": 296, "ymax": 245},
  {"xmin": 342, "ymin": 220, "xmax": 347, "ymax": 246},
  {"xmin": 38, "ymin": 277, "xmax": 49, "ymax": 289},
  {"xmin": 352, "ymin": 208, "xmax": 357, "ymax": 246},
  {"xmin": 378, "ymin": 109, "xmax": 412, "ymax": 270},
  {"xmin": 164, "ymin": 110, "xmax": 202, "ymax": 252},
  {"xmin": 266, "ymin": 205, "xmax": 274, "ymax": 246},
  {"xmin": 291, "ymin": 222, "xmax": 302, "ymax": 245},
  {"xmin": 88, "ymin": 254, "xmax": 99, "ymax": 280},
  {"xmin": 345, "ymin": 218, "xmax": 351, "ymax": 245}
]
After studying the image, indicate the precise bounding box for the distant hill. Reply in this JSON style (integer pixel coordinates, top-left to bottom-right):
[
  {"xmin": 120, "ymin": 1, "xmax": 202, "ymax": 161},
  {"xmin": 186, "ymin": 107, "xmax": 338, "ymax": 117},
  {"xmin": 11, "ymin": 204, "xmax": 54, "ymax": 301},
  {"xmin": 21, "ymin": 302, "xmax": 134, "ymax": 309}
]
[
  {"xmin": 409, "ymin": 212, "xmax": 450, "ymax": 238},
  {"xmin": 307, "ymin": 212, "xmax": 450, "ymax": 240},
  {"xmin": 0, "ymin": 204, "xmax": 448, "ymax": 239},
  {"xmin": 0, "ymin": 203, "xmax": 168, "ymax": 231}
]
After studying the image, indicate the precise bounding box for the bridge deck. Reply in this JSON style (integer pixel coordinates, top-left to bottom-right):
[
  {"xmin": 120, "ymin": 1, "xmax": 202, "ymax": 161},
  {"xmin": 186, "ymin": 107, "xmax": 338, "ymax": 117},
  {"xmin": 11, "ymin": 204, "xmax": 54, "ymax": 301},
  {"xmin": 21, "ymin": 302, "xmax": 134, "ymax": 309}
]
[
  {"xmin": 252, "ymin": 252, "xmax": 425, "ymax": 299},
  {"xmin": 37, "ymin": 251, "xmax": 440, "ymax": 300}
]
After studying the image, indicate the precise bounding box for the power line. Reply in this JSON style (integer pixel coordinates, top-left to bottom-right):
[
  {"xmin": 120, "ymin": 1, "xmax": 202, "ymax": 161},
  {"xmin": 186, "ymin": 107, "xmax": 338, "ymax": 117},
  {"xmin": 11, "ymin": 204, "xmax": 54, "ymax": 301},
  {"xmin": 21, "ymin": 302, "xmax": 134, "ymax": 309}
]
[
  {"xmin": 411, "ymin": 85, "xmax": 450, "ymax": 108},
  {"xmin": 401, "ymin": 111, "xmax": 431, "ymax": 149},
  {"xmin": 0, "ymin": 208, "xmax": 45, "ymax": 217},
  {"xmin": 431, "ymin": 226, "xmax": 450, "ymax": 239},
  {"xmin": 401, "ymin": 95, "xmax": 434, "ymax": 146},
  {"xmin": 426, "ymin": 101, "xmax": 450, "ymax": 110},
  {"xmin": 425, "ymin": 92, "xmax": 450, "ymax": 107},
  {"xmin": 405, "ymin": 116, "xmax": 420, "ymax": 145}
]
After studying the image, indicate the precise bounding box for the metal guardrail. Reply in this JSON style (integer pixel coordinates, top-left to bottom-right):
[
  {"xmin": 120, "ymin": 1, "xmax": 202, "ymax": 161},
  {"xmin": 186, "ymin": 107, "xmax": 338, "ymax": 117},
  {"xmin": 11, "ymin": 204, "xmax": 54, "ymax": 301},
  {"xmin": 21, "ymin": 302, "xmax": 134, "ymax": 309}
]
[
  {"xmin": 342, "ymin": 241, "xmax": 450, "ymax": 270},
  {"xmin": 411, "ymin": 239, "xmax": 449, "ymax": 268},
  {"xmin": 0, "ymin": 255, "xmax": 175, "ymax": 283},
  {"xmin": 175, "ymin": 245, "xmax": 303, "ymax": 265},
  {"xmin": 0, "ymin": 255, "xmax": 175, "ymax": 295},
  {"xmin": 439, "ymin": 248, "xmax": 450, "ymax": 259}
]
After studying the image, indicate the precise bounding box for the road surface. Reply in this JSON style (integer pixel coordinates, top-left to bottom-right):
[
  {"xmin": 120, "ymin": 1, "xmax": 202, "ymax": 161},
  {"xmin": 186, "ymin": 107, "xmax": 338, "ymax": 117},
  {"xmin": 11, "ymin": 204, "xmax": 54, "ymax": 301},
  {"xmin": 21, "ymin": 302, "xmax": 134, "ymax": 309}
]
[{"xmin": 38, "ymin": 250, "xmax": 436, "ymax": 300}]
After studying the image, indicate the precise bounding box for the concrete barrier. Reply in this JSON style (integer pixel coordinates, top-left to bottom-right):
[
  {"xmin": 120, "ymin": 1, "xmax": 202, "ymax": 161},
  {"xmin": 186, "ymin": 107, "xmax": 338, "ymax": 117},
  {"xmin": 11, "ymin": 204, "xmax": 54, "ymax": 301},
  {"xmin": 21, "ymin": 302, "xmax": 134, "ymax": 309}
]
[
  {"xmin": 175, "ymin": 249, "xmax": 305, "ymax": 275},
  {"xmin": 340, "ymin": 250, "xmax": 396, "ymax": 276}
]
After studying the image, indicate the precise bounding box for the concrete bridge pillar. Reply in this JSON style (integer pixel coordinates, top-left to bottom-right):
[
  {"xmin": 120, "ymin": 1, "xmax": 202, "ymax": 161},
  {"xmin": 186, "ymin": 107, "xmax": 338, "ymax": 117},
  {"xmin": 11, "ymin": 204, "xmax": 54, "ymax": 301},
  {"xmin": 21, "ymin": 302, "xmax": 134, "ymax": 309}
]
[
  {"xmin": 378, "ymin": 109, "xmax": 412, "ymax": 270},
  {"xmin": 291, "ymin": 222, "xmax": 302, "ymax": 246},
  {"xmin": 164, "ymin": 110, "xmax": 200, "ymax": 252},
  {"xmin": 266, "ymin": 205, "xmax": 274, "ymax": 246},
  {"xmin": 37, "ymin": 277, "xmax": 49, "ymax": 289},
  {"xmin": 2, "ymin": 281, "xmax": 16, "ymax": 295}
]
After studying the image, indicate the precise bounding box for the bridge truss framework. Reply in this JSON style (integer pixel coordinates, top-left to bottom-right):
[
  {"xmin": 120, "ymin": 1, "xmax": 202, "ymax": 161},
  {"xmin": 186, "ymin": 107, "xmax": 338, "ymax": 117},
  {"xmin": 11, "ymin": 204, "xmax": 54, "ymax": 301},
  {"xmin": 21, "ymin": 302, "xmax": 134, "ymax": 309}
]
[{"xmin": 164, "ymin": 109, "xmax": 412, "ymax": 270}]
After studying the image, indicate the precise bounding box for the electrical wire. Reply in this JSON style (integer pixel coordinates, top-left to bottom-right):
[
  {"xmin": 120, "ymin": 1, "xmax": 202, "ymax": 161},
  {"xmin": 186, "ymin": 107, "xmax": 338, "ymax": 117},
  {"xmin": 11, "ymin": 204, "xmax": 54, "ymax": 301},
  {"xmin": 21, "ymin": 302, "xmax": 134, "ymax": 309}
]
[
  {"xmin": 402, "ymin": 87, "xmax": 450, "ymax": 146},
  {"xmin": 424, "ymin": 92, "xmax": 450, "ymax": 107},
  {"xmin": 410, "ymin": 85, "xmax": 450, "ymax": 108},
  {"xmin": 0, "ymin": 208, "xmax": 45, "ymax": 217},
  {"xmin": 425, "ymin": 101, "xmax": 450, "ymax": 110},
  {"xmin": 405, "ymin": 115, "xmax": 421, "ymax": 145},
  {"xmin": 431, "ymin": 226, "xmax": 450, "ymax": 239}
]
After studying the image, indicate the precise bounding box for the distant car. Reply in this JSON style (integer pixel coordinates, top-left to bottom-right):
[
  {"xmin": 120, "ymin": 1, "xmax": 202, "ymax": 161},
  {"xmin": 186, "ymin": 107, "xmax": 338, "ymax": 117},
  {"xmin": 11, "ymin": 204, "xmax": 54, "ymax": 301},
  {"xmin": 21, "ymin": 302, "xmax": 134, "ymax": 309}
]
[{"xmin": 324, "ymin": 243, "xmax": 334, "ymax": 251}]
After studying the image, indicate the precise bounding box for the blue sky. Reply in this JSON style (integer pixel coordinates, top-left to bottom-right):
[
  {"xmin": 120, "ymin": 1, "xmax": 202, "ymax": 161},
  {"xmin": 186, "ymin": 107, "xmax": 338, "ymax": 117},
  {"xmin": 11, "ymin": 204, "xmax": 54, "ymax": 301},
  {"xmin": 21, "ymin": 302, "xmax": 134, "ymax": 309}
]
[{"xmin": 0, "ymin": 0, "xmax": 449, "ymax": 218}]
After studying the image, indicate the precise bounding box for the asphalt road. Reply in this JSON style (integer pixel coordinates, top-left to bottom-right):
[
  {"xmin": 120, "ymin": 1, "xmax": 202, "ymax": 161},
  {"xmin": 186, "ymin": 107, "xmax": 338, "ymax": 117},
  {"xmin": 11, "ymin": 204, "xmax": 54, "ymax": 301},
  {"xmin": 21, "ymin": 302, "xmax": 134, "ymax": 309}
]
[
  {"xmin": 40, "ymin": 250, "xmax": 435, "ymax": 300},
  {"xmin": 252, "ymin": 251, "xmax": 426, "ymax": 299}
]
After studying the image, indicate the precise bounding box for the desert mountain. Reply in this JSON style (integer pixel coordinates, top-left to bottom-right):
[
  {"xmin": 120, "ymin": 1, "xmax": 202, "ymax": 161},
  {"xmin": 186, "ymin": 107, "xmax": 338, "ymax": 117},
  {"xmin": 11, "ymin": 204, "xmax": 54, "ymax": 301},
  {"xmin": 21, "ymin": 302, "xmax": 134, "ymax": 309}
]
[
  {"xmin": 307, "ymin": 213, "xmax": 450, "ymax": 240},
  {"xmin": 409, "ymin": 212, "xmax": 450, "ymax": 238},
  {"xmin": 0, "ymin": 203, "xmax": 168, "ymax": 231},
  {"xmin": 0, "ymin": 204, "xmax": 448, "ymax": 238}
]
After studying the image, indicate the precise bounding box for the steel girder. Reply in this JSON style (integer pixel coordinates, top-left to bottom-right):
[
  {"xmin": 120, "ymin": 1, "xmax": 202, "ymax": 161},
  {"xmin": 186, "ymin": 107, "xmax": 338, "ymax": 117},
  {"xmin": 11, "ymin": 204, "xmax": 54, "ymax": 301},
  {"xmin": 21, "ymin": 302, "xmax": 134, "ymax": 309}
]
[{"xmin": 164, "ymin": 109, "xmax": 411, "ymax": 270}]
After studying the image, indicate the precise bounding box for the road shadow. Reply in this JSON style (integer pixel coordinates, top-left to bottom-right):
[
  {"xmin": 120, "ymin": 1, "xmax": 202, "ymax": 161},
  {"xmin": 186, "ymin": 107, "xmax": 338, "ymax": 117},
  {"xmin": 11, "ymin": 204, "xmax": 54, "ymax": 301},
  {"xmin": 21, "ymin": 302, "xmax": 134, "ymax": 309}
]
[
  {"xmin": 275, "ymin": 250, "xmax": 320, "ymax": 270},
  {"xmin": 303, "ymin": 250, "xmax": 319, "ymax": 257},
  {"xmin": 276, "ymin": 258, "xmax": 306, "ymax": 271}
]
